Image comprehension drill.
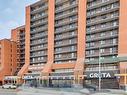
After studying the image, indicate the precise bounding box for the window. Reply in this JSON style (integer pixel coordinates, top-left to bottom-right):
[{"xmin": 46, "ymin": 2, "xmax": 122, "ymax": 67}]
[
  {"xmin": 113, "ymin": 21, "xmax": 118, "ymax": 26},
  {"xmin": 113, "ymin": 39, "xmax": 117, "ymax": 44},
  {"xmin": 110, "ymin": 48, "xmax": 113, "ymax": 53},
  {"xmin": 86, "ymin": 51, "xmax": 89, "ymax": 55},
  {"xmin": 71, "ymin": 53, "xmax": 75, "ymax": 57},
  {"xmin": 90, "ymin": 50, "xmax": 94, "ymax": 54},
  {"xmin": 100, "ymin": 40, "xmax": 105, "ymax": 45},
  {"xmin": 100, "ymin": 33, "xmax": 105, "ymax": 36},
  {"xmin": 90, "ymin": 42, "xmax": 95, "ymax": 46},
  {"xmin": 71, "ymin": 46, "xmax": 75, "ymax": 50},
  {"xmin": 100, "ymin": 49, "xmax": 105, "ymax": 53}
]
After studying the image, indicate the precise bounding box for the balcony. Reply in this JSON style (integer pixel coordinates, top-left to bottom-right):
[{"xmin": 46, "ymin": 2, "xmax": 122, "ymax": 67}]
[
  {"xmin": 30, "ymin": 59, "xmax": 47, "ymax": 64},
  {"xmin": 86, "ymin": 33, "xmax": 118, "ymax": 42},
  {"xmin": 86, "ymin": 25, "xmax": 118, "ymax": 34},
  {"xmin": 86, "ymin": 15, "xmax": 119, "ymax": 26},
  {"xmin": 86, "ymin": 51, "xmax": 117, "ymax": 58},
  {"xmin": 30, "ymin": 47, "xmax": 47, "ymax": 52},
  {"xmin": 31, "ymin": 5, "xmax": 48, "ymax": 14},
  {"xmin": 30, "ymin": 53, "xmax": 47, "ymax": 58},
  {"xmin": 86, "ymin": 43, "xmax": 118, "ymax": 50},
  {"xmin": 31, "ymin": 14, "xmax": 48, "ymax": 22},
  {"xmin": 55, "ymin": 18, "xmax": 77, "ymax": 28},
  {"xmin": 55, "ymin": 3, "xmax": 78, "ymax": 13},
  {"xmin": 87, "ymin": 5, "xmax": 119, "ymax": 18},
  {"xmin": 30, "ymin": 41, "xmax": 47, "ymax": 46},
  {"xmin": 55, "ymin": 26, "xmax": 77, "ymax": 34},
  {"xmin": 55, "ymin": 0, "xmax": 68, "ymax": 5},
  {"xmin": 55, "ymin": 49, "xmax": 77, "ymax": 54},
  {"xmin": 55, "ymin": 57, "xmax": 77, "ymax": 61},
  {"xmin": 55, "ymin": 10, "xmax": 78, "ymax": 20},
  {"xmin": 31, "ymin": 27, "xmax": 48, "ymax": 34},
  {"xmin": 55, "ymin": 34, "xmax": 77, "ymax": 41},
  {"xmin": 30, "ymin": 34, "xmax": 47, "ymax": 40},
  {"xmin": 55, "ymin": 41, "xmax": 77, "ymax": 48},
  {"xmin": 31, "ymin": 20, "xmax": 48, "ymax": 28},
  {"xmin": 87, "ymin": 0, "xmax": 119, "ymax": 10},
  {"xmin": 85, "ymin": 57, "xmax": 119, "ymax": 64}
]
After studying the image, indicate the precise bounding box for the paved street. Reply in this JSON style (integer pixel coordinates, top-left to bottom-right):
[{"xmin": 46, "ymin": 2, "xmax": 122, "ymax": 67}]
[
  {"xmin": 0, "ymin": 88, "xmax": 127, "ymax": 95},
  {"xmin": 0, "ymin": 89, "xmax": 17, "ymax": 95}
]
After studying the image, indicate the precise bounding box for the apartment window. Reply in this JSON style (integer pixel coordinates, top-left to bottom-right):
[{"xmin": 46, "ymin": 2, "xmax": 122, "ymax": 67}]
[
  {"xmin": 110, "ymin": 48, "xmax": 113, "ymax": 53},
  {"xmin": 71, "ymin": 31, "xmax": 75, "ymax": 35},
  {"xmin": 71, "ymin": 46, "xmax": 75, "ymax": 50},
  {"xmin": 90, "ymin": 42, "xmax": 95, "ymax": 47},
  {"xmin": 91, "ymin": 35, "xmax": 95, "ymax": 38},
  {"xmin": 100, "ymin": 57, "xmax": 105, "ymax": 60},
  {"xmin": 86, "ymin": 51, "xmax": 89, "ymax": 55},
  {"xmin": 101, "ymin": 23, "xmax": 106, "ymax": 28},
  {"xmin": 90, "ymin": 58, "xmax": 94, "ymax": 61},
  {"xmin": 69, "ymin": 0, "xmax": 76, "ymax": 5},
  {"xmin": 55, "ymin": 54, "xmax": 62, "ymax": 58},
  {"xmin": 32, "ymin": 58, "xmax": 35, "ymax": 62},
  {"xmin": 100, "ymin": 32, "xmax": 105, "ymax": 36},
  {"xmin": 113, "ymin": 38, "xmax": 117, "ymax": 44},
  {"xmin": 113, "ymin": 22, "xmax": 117, "ymax": 26},
  {"xmin": 90, "ymin": 50, "xmax": 94, "ymax": 54},
  {"xmin": 86, "ymin": 43, "xmax": 90, "ymax": 47},
  {"xmin": 100, "ymin": 48, "xmax": 105, "ymax": 53},
  {"xmin": 71, "ymin": 53, "xmax": 75, "ymax": 58},
  {"xmin": 91, "ymin": 26, "xmax": 96, "ymax": 30},
  {"xmin": 100, "ymin": 40, "xmax": 105, "ymax": 45}
]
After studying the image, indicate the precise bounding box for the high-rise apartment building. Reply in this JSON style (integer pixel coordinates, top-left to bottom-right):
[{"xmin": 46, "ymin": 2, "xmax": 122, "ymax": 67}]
[
  {"xmin": 85, "ymin": 0, "xmax": 127, "ymax": 89},
  {"xmin": 11, "ymin": 26, "xmax": 25, "ymax": 75},
  {"xmin": 0, "ymin": 39, "xmax": 17, "ymax": 85},
  {"xmin": 9, "ymin": 0, "xmax": 127, "ymax": 89}
]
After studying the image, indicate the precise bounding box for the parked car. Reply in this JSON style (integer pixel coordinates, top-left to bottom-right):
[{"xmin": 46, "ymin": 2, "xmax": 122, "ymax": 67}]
[
  {"xmin": 2, "ymin": 84, "xmax": 17, "ymax": 89},
  {"xmin": 83, "ymin": 84, "xmax": 98, "ymax": 91}
]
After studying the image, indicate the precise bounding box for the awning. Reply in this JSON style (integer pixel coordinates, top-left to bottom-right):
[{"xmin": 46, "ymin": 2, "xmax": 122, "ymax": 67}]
[{"xmin": 115, "ymin": 74, "xmax": 127, "ymax": 76}]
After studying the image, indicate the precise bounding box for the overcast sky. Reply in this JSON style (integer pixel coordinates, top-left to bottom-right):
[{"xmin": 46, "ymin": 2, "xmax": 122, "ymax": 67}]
[{"xmin": 0, "ymin": 0, "xmax": 38, "ymax": 39}]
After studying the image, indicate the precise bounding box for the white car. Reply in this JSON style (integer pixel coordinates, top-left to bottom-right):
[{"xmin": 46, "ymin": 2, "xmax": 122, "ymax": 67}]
[{"xmin": 2, "ymin": 84, "xmax": 17, "ymax": 89}]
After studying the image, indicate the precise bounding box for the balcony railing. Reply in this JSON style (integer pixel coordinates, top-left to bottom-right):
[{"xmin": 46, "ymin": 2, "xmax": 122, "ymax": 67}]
[
  {"xmin": 31, "ymin": 27, "xmax": 48, "ymax": 34},
  {"xmin": 55, "ymin": 49, "xmax": 77, "ymax": 54},
  {"xmin": 31, "ymin": 20, "xmax": 48, "ymax": 28},
  {"xmin": 87, "ymin": 0, "xmax": 119, "ymax": 10},
  {"xmin": 55, "ymin": 3, "xmax": 78, "ymax": 13},
  {"xmin": 86, "ymin": 25, "xmax": 118, "ymax": 34},
  {"xmin": 87, "ymin": 5, "xmax": 119, "ymax": 18},
  {"xmin": 85, "ymin": 57, "xmax": 118, "ymax": 64},
  {"xmin": 30, "ymin": 47, "xmax": 47, "ymax": 52},
  {"xmin": 86, "ymin": 33, "xmax": 118, "ymax": 42},
  {"xmin": 86, "ymin": 43, "xmax": 118, "ymax": 50},
  {"xmin": 86, "ymin": 15, "xmax": 119, "ymax": 26},
  {"xmin": 31, "ymin": 5, "xmax": 48, "ymax": 14}
]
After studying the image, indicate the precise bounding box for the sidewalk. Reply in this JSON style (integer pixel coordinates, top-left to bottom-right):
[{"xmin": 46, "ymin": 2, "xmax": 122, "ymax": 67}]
[
  {"xmin": 17, "ymin": 87, "xmax": 127, "ymax": 95},
  {"xmin": 17, "ymin": 87, "xmax": 85, "ymax": 95}
]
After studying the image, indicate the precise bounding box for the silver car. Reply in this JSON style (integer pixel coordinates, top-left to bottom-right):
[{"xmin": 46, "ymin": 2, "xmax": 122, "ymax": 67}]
[{"xmin": 2, "ymin": 84, "xmax": 17, "ymax": 89}]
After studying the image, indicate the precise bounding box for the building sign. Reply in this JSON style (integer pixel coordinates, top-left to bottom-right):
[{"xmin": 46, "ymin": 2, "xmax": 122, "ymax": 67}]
[
  {"xmin": 85, "ymin": 70, "xmax": 119, "ymax": 79},
  {"xmin": 89, "ymin": 73, "xmax": 111, "ymax": 78},
  {"xmin": 23, "ymin": 76, "xmax": 35, "ymax": 80}
]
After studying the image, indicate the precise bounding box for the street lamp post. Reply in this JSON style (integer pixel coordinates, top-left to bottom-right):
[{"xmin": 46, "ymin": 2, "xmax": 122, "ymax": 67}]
[{"xmin": 98, "ymin": 46, "xmax": 101, "ymax": 91}]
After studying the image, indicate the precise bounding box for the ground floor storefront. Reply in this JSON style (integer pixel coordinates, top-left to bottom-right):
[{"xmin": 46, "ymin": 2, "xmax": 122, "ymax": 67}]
[{"xmin": 84, "ymin": 78, "xmax": 119, "ymax": 89}]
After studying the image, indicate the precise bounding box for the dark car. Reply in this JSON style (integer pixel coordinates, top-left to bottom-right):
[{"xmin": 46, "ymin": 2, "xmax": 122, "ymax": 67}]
[{"xmin": 83, "ymin": 84, "xmax": 98, "ymax": 91}]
